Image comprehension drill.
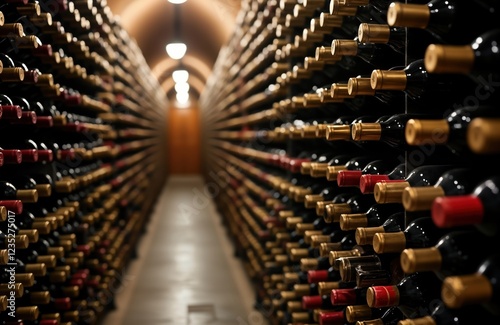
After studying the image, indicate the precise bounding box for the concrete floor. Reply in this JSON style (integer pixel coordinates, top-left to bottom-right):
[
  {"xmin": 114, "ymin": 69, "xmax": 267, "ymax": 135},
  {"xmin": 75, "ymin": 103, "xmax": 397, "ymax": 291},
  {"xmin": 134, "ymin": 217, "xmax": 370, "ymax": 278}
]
[{"xmin": 102, "ymin": 176, "xmax": 263, "ymax": 325}]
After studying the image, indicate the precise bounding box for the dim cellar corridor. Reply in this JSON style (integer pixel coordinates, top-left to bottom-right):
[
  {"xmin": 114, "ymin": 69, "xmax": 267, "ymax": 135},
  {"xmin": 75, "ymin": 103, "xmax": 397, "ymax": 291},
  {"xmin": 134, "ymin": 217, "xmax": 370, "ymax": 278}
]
[
  {"xmin": 2, "ymin": 0, "xmax": 500, "ymax": 324},
  {"xmin": 101, "ymin": 176, "xmax": 264, "ymax": 325}
]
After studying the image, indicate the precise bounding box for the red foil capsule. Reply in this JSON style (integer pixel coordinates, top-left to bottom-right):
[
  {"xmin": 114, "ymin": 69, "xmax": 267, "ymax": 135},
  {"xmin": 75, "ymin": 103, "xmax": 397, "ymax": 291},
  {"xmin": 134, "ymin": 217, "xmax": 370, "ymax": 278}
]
[
  {"xmin": 432, "ymin": 195, "xmax": 485, "ymax": 228},
  {"xmin": 319, "ymin": 311, "xmax": 345, "ymax": 325},
  {"xmin": 1, "ymin": 105, "xmax": 22, "ymax": 119},
  {"xmin": 367, "ymin": 285, "xmax": 399, "ymax": 308},
  {"xmin": 59, "ymin": 149, "xmax": 76, "ymax": 161},
  {"xmin": 39, "ymin": 320, "xmax": 58, "ymax": 325},
  {"xmin": 0, "ymin": 200, "xmax": 23, "ymax": 214},
  {"xmin": 54, "ymin": 297, "xmax": 71, "ymax": 310},
  {"xmin": 36, "ymin": 116, "xmax": 54, "ymax": 127},
  {"xmin": 1, "ymin": 149, "xmax": 22, "ymax": 164},
  {"xmin": 289, "ymin": 158, "xmax": 310, "ymax": 173},
  {"xmin": 33, "ymin": 44, "xmax": 53, "ymax": 57},
  {"xmin": 308, "ymin": 270, "xmax": 328, "ymax": 284},
  {"xmin": 359, "ymin": 174, "xmax": 390, "ymax": 193},
  {"xmin": 37, "ymin": 149, "xmax": 54, "ymax": 162},
  {"xmin": 302, "ymin": 295, "xmax": 323, "ymax": 309},
  {"xmin": 10, "ymin": 111, "xmax": 37, "ymax": 125},
  {"xmin": 337, "ymin": 170, "xmax": 363, "ymax": 187},
  {"xmin": 330, "ymin": 288, "xmax": 357, "ymax": 305},
  {"xmin": 20, "ymin": 149, "xmax": 38, "ymax": 163}
]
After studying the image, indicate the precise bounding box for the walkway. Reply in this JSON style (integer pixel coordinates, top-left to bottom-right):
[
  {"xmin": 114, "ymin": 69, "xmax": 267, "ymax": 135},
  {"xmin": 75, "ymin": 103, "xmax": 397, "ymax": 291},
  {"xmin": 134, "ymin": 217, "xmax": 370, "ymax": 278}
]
[{"xmin": 102, "ymin": 176, "xmax": 262, "ymax": 325}]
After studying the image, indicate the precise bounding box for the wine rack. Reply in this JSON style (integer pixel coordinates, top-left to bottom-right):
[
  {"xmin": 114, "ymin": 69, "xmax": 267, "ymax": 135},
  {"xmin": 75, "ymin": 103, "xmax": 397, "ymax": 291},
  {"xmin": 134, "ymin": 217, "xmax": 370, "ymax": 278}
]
[
  {"xmin": 201, "ymin": 0, "xmax": 500, "ymax": 324},
  {"xmin": 0, "ymin": 0, "xmax": 167, "ymax": 324}
]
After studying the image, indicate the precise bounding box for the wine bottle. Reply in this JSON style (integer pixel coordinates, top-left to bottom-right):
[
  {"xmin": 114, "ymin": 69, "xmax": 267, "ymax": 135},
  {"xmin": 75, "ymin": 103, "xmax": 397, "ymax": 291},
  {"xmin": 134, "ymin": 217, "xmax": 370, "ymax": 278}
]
[
  {"xmin": 0, "ymin": 53, "xmax": 25, "ymax": 83},
  {"xmin": 300, "ymin": 152, "xmax": 339, "ymax": 175},
  {"xmin": 405, "ymin": 106, "xmax": 500, "ymax": 155},
  {"xmin": 367, "ymin": 272, "xmax": 441, "ymax": 317},
  {"xmin": 402, "ymin": 168, "xmax": 489, "ymax": 211},
  {"xmin": 0, "ymin": 306, "xmax": 40, "ymax": 321},
  {"xmin": 373, "ymin": 165, "xmax": 452, "ymax": 204},
  {"xmin": 348, "ymin": 75, "xmax": 405, "ymax": 105},
  {"xmin": 336, "ymin": 255, "xmax": 390, "ymax": 283},
  {"xmin": 319, "ymin": 310, "xmax": 347, "ymax": 324},
  {"xmin": 441, "ymin": 255, "xmax": 500, "ymax": 310},
  {"xmin": 301, "ymin": 256, "xmax": 331, "ymax": 271},
  {"xmin": 0, "ymin": 93, "xmax": 25, "ymax": 119},
  {"xmin": 359, "ymin": 163, "xmax": 405, "ymax": 194},
  {"xmin": 321, "ymin": 115, "xmax": 352, "ymax": 141},
  {"xmin": 370, "ymin": 59, "xmax": 475, "ymax": 103},
  {"xmin": 330, "ymin": 156, "xmax": 386, "ymax": 182},
  {"xmin": 314, "ymin": 46, "xmax": 375, "ymax": 84},
  {"xmin": 401, "ymin": 230, "xmax": 495, "ymax": 279},
  {"xmin": 4, "ymin": 97, "xmax": 37, "ymax": 125},
  {"xmin": 0, "ymin": 174, "xmax": 51, "ymax": 198},
  {"xmin": 293, "ymin": 281, "xmax": 321, "ymax": 297},
  {"xmin": 340, "ymin": 204, "xmax": 403, "ymax": 231},
  {"xmin": 466, "ymin": 118, "xmax": 500, "ymax": 155},
  {"xmin": 318, "ymin": 192, "xmax": 356, "ymax": 217},
  {"xmin": 302, "ymin": 294, "xmax": 335, "ymax": 309},
  {"xmin": 331, "ymin": 287, "xmax": 369, "ymax": 306},
  {"xmin": 431, "ymin": 176, "xmax": 500, "ymax": 235},
  {"xmin": 317, "ymin": 12, "xmax": 357, "ymax": 38},
  {"xmin": 310, "ymin": 154, "xmax": 352, "ymax": 179},
  {"xmin": 358, "ymin": 23, "xmax": 432, "ymax": 59},
  {"xmin": 304, "ymin": 187, "xmax": 341, "ymax": 209},
  {"xmin": 352, "ymin": 113, "xmax": 438, "ymax": 149},
  {"xmin": 372, "ymin": 217, "xmax": 447, "ymax": 253},
  {"xmin": 326, "ymin": 116, "xmax": 380, "ymax": 142},
  {"xmin": 288, "ymin": 310, "xmax": 315, "ymax": 324},
  {"xmin": 424, "ymin": 29, "xmax": 500, "ymax": 80},
  {"xmin": 0, "ymin": 181, "xmax": 37, "ymax": 202},
  {"xmin": 308, "ymin": 267, "xmax": 342, "ymax": 284},
  {"xmin": 12, "ymin": 211, "xmax": 50, "ymax": 235},
  {"xmin": 355, "ymin": 212, "xmax": 405, "ymax": 245},
  {"xmin": 330, "ymin": 1, "xmax": 388, "ymax": 25},
  {"xmin": 324, "ymin": 195, "xmax": 376, "ymax": 223},
  {"xmin": 0, "ymin": 230, "xmax": 29, "ymax": 249},
  {"xmin": 337, "ymin": 160, "xmax": 396, "ymax": 187},
  {"xmin": 387, "ymin": 0, "xmax": 500, "ymax": 44},
  {"xmin": 344, "ymin": 305, "xmax": 386, "ymax": 323},
  {"xmin": 332, "ymin": 38, "xmax": 404, "ymax": 68},
  {"xmin": 329, "ymin": 244, "xmax": 375, "ymax": 262},
  {"xmin": 317, "ymin": 229, "xmax": 357, "ymax": 250}
]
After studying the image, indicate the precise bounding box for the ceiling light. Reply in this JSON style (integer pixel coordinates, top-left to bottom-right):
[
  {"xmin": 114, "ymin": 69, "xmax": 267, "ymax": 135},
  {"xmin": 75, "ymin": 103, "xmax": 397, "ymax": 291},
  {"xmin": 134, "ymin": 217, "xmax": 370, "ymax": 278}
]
[
  {"xmin": 175, "ymin": 82, "xmax": 190, "ymax": 94},
  {"xmin": 172, "ymin": 70, "xmax": 189, "ymax": 83},
  {"xmin": 168, "ymin": 0, "xmax": 187, "ymax": 3},
  {"xmin": 166, "ymin": 42, "xmax": 187, "ymax": 60},
  {"xmin": 176, "ymin": 92, "xmax": 189, "ymax": 103},
  {"xmin": 176, "ymin": 92, "xmax": 190, "ymax": 107}
]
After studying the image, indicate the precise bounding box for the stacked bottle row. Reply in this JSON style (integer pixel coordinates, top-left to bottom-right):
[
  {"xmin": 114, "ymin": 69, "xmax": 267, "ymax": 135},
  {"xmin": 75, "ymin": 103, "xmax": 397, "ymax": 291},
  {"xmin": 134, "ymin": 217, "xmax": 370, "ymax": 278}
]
[
  {"xmin": 0, "ymin": 0, "xmax": 167, "ymax": 324},
  {"xmin": 201, "ymin": 0, "xmax": 500, "ymax": 324}
]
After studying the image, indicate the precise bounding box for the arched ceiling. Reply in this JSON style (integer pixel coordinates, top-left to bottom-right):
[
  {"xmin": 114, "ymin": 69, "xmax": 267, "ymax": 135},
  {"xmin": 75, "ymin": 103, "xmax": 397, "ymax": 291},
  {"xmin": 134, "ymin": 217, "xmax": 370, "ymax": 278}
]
[{"xmin": 107, "ymin": 0, "xmax": 241, "ymax": 99}]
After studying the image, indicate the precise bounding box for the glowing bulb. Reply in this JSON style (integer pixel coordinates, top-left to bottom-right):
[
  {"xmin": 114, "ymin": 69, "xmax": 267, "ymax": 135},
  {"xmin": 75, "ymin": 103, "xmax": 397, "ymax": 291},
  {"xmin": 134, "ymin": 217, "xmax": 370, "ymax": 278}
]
[
  {"xmin": 166, "ymin": 43, "xmax": 187, "ymax": 60},
  {"xmin": 172, "ymin": 70, "xmax": 189, "ymax": 83},
  {"xmin": 176, "ymin": 92, "xmax": 190, "ymax": 107},
  {"xmin": 175, "ymin": 82, "xmax": 190, "ymax": 94}
]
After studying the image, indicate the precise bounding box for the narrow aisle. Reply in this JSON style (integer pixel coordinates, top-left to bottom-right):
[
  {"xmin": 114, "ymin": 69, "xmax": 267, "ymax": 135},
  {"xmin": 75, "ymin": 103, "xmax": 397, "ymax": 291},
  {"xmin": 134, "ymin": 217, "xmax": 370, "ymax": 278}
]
[{"xmin": 102, "ymin": 176, "xmax": 259, "ymax": 325}]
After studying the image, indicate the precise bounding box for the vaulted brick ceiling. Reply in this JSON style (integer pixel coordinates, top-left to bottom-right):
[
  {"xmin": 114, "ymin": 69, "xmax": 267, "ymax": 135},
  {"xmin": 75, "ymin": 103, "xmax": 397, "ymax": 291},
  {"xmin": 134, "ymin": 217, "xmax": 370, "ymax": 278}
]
[{"xmin": 107, "ymin": 0, "xmax": 240, "ymax": 98}]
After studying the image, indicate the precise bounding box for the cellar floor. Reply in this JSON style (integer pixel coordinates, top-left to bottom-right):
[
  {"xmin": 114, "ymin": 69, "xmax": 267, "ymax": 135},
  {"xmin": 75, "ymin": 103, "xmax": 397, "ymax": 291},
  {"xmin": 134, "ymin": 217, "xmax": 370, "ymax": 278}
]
[{"xmin": 101, "ymin": 175, "xmax": 264, "ymax": 325}]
